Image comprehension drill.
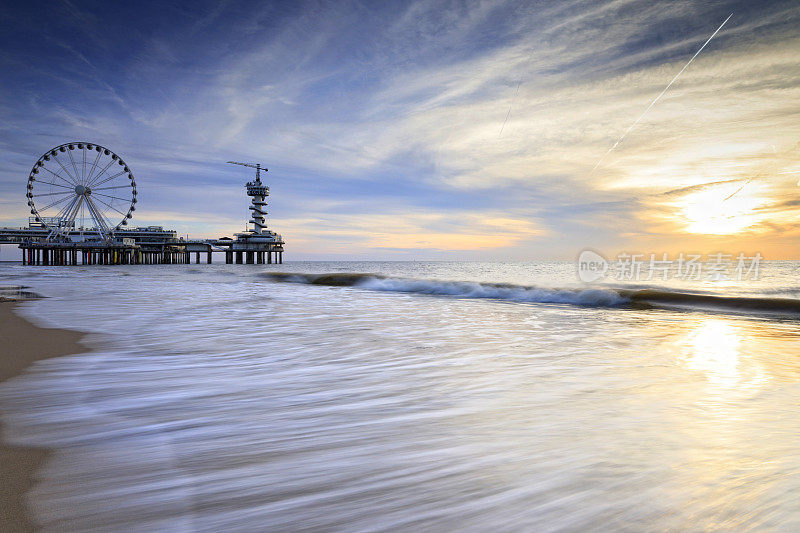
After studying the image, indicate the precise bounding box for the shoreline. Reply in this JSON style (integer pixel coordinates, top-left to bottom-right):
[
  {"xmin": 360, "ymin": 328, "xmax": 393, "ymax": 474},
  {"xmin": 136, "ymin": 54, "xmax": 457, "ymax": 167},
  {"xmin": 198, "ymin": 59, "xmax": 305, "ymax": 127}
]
[{"xmin": 0, "ymin": 301, "xmax": 86, "ymax": 532}]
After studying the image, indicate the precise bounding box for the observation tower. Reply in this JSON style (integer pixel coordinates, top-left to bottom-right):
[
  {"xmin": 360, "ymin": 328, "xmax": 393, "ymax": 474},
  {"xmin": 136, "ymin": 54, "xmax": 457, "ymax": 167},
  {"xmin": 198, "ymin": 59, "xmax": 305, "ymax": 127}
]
[
  {"xmin": 225, "ymin": 161, "xmax": 284, "ymax": 264},
  {"xmin": 228, "ymin": 161, "xmax": 269, "ymax": 234}
]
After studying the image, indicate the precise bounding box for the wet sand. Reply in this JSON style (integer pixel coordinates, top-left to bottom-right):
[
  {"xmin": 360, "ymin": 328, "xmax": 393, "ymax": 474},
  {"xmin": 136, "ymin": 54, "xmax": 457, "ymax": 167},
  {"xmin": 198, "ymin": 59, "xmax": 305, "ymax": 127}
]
[{"xmin": 0, "ymin": 301, "xmax": 85, "ymax": 532}]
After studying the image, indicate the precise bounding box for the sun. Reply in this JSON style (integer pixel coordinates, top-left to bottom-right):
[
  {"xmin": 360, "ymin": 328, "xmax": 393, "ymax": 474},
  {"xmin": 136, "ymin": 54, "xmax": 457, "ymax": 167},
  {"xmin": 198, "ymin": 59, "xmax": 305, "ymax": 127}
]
[{"xmin": 679, "ymin": 181, "xmax": 766, "ymax": 235}]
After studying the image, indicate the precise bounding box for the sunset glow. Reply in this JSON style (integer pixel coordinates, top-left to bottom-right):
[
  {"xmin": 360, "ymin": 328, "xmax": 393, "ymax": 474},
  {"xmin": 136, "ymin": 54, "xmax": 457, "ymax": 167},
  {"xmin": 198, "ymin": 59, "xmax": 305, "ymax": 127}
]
[
  {"xmin": 0, "ymin": 1, "xmax": 799, "ymax": 259},
  {"xmin": 679, "ymin": 182, "xmax": 767, "ymax": 235}
]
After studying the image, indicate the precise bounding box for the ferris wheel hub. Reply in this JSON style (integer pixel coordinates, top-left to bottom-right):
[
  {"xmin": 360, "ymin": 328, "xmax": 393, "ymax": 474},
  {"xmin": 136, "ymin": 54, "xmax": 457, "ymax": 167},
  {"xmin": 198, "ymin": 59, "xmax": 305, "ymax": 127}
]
[{"xmin": 75, "ymin": 184, "xmax": 88, "ymax": 195}]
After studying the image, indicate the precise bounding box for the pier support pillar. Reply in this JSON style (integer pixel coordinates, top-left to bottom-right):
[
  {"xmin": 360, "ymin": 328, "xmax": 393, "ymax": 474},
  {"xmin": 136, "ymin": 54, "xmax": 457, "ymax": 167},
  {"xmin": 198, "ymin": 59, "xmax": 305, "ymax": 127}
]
[
  {"xmin": 246, "ymin": 251, "xmax": 254, "ymax": 264},
  {"xmin": 279, "ymin": 251, "xmax": 283, "ymax": 264},
  {"xmin": 207, "ymin": 251, "xmax": 212, "ymax": 264},
  {"xmin": 195, "ymin": 252, "xmax": 200, "ymax": 264},
  {"xmin": 236, "ymin": 251, "xmax": 243, "ymax": 264},
  {"xmin": 268, "ymin": 251, "xmax": 272, "ymax": 264}
]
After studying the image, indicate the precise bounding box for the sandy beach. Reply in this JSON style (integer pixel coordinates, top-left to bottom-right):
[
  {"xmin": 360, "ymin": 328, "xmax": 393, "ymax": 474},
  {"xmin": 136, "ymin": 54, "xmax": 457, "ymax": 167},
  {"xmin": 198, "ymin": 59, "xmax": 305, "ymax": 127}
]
[{"xmin": 0, "ymin": 301, "xmax": 85, "ymax": 532}]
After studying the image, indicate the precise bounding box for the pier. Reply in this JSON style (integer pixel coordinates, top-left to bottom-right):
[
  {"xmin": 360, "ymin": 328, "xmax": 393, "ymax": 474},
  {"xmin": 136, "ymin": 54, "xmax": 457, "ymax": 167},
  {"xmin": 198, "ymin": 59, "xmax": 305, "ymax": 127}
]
[{"xmin": 0, "ymin": 143, "xmax": 285, "ymax": 266}]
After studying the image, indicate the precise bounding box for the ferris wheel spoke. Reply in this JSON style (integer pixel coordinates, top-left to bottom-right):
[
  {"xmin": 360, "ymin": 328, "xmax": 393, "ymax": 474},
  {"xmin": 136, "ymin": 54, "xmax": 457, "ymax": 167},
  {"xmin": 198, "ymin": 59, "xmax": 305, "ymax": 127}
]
[
  {"xmin": 84, "ymin": 196, "xmax": 112, "ymax": 234},
  {"xmin": 51, "ymin": 154, "xmax": 80, "ymax": 185},
  {"xmin": 66, "ymin": 149, "xmax": 82, "ymax": 185},
  {"xmin": 54, "ymin": 196, "xmax": 79, "ymax": 219},
  {"xmin": 91, "ymin": 194, "xmax": 128, "ymax": 217},
  {"xmin": 69, "ymin": 196, "xmax": 84, "ymax": 223},
  {"xmin": 38, "ymin": 179, "xmax": 74, "ymax": 190},
  {"xmin": 93, "ymin": 185, "xmax": 131, "ymax": 191},
  {"xmin": 32, "ymin": 190, "xmax": 73, "ymax": 198},
  {"xmin": 93, "ymin": 192, "xmax": 130, "ymax": 202},
  {"xmin": 92, "ymin": 169, "xmax": 128, "ymax": 188},
  {"xmin": 86, "ymin": 159, "xmax": 117, "ymax": 187},
  {"xmin": 39, "ymin": 194, "xmax": 74, "ymax": 212},
  {"xmin": 81, "ymin": 148, "xmax": 87, "ymax": 182},
  {"xmin": 61, "ymin": 196, "xmax": 82, "ymax": 226},
  {"xmin": 52, "ymin": 195, "xmax": 80, "ymax": 223},
  {"xmin": 84, "ymin": 150, "xmax": 103, "ymax": 183},
  {"xmin": 41, "ymin": 165, "xmax": 77, "ymax": 187}
]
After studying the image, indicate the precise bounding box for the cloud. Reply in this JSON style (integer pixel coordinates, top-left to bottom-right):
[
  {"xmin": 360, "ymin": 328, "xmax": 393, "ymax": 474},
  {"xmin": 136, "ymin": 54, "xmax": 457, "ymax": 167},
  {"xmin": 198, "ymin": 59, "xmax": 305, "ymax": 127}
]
[{"xmin": 1, "ymin": 0, "xmax": 799, "ymax": 259}]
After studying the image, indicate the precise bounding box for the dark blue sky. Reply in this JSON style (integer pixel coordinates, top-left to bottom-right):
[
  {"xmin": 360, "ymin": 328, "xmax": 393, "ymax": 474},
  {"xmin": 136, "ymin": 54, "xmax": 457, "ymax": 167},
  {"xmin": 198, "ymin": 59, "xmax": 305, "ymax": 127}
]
[{"xmin": 1, "ymin": 0, "xmax": 799, "ymax": 259}]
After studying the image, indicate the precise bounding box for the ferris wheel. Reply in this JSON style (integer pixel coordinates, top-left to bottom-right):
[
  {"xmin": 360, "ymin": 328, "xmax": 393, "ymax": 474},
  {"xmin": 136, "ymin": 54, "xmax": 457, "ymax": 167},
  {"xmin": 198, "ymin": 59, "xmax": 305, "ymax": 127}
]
[{"xmin": 27, "ymin": 142, "xmax": 137, "ymax": 239}]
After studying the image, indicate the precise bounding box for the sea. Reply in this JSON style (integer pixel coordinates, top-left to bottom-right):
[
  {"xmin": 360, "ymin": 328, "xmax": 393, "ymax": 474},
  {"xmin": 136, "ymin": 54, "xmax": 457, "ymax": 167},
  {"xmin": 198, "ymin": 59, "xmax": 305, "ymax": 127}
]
[{"xmin": 1, "ymin": 260, "xmax": 800, "ymax": 531}]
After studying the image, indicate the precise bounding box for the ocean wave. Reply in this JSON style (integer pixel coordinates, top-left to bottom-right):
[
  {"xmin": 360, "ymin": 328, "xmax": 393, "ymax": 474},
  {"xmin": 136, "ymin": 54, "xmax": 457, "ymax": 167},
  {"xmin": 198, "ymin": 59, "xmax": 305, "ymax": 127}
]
[
  {"xmin": 0, "ymin": 285, "xmax": 42, "ymax": 301},
  {"xmin": 261, "ymin": 272, "xmax": 800, "ymax": 316},
  {"xmin": 622, "ymin": 289, "xmax": 800, "ymax": 314}
]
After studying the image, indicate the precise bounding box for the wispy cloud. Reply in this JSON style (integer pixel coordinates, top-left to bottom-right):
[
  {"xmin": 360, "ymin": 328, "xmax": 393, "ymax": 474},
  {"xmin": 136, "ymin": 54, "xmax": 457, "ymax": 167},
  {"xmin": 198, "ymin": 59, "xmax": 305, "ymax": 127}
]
[{"xmin": 1, "ymin": 0, "xmax": 799, "ymax": 259}]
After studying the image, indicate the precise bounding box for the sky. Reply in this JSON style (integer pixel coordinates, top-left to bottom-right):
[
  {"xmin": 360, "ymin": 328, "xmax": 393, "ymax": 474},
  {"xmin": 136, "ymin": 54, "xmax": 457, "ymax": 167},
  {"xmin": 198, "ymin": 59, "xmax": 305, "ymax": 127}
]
[{"xmin": 1, "ymin": 0, "xmax": 799, "ymax": 260}]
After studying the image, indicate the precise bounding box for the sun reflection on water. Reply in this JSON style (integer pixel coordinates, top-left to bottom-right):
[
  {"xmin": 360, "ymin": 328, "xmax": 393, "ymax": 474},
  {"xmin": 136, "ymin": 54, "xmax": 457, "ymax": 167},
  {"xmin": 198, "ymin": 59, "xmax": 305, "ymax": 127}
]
[{"xmin": 680, "ymin": 318, "xmax": 767, "ymax": 397}]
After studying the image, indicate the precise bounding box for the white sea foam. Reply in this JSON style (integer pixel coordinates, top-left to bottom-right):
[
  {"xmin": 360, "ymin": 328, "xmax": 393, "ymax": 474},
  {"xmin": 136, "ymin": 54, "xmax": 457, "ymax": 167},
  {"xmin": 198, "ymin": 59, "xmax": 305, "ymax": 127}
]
[
  {"xmin": 1, "ymin": 262, "xmax": 800, "ymax": 530},
  {"xmin": 356, "ymin": 276, "xmax": 629, "ymax": 306}
]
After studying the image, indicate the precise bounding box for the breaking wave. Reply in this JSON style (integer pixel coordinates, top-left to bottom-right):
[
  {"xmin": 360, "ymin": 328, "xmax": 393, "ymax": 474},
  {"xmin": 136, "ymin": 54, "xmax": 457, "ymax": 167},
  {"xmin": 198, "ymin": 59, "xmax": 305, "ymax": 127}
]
[
  {"xmin": 262, "ymin": 272, "xmax": 800, "ymax": 316},
  {"xmin": 0, "ymin": 285, "xmax": 42, "ymax": 301}
]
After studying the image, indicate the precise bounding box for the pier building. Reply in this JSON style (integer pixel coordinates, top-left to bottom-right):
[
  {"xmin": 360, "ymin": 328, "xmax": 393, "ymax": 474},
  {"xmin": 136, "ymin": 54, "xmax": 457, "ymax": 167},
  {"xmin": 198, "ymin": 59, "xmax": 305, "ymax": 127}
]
[{"xmin": 0, "ymin": 143, "xmax": 285, "ymax": 265}]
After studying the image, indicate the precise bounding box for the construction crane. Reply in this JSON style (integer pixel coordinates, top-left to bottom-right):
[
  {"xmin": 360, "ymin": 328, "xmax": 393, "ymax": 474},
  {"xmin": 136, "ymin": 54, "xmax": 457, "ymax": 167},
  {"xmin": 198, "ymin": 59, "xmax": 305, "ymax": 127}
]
[{"xmin": 227, "ymin": 161, "xmax": 267, "ymax": 182}]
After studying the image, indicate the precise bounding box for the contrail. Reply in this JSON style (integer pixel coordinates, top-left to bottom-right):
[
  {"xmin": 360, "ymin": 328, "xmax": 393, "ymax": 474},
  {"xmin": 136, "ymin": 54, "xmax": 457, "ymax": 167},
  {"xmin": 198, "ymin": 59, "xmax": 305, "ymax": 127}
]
[
  {"xmin": 591, "ymin": 12, "xmax": 734, "ymax": 173},
  {"xmin": 722, "ymin": 177, "xmax": 753, "ymax": 202},
  {"xmin": 498, "ymin": 82, "xmax": 521, "ymax": 137},
  {"xmin": 723, "ymin": 151, "xmax": 800, "ymax": 202}
]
